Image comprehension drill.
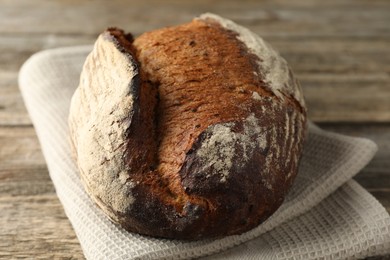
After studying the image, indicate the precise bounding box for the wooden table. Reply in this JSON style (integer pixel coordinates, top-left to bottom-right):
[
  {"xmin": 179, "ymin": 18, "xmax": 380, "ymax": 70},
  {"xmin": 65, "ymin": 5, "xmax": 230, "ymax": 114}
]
[{"xmin": 0, "ymin": 0, "xmax": 389, "ymax": 258}]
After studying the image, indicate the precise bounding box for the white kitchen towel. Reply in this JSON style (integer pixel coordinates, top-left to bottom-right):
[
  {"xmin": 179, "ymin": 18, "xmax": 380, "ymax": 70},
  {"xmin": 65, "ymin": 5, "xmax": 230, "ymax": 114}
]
[{"xmin": 19, "ymin": 46, "xmax": 390, "ymax": 259}]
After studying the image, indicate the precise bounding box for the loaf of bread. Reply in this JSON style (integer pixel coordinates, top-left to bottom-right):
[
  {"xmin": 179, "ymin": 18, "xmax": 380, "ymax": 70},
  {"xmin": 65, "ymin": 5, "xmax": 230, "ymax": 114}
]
[{"xmin": 68, "ymin": 13, "xmax": 307, "ymax": 240}]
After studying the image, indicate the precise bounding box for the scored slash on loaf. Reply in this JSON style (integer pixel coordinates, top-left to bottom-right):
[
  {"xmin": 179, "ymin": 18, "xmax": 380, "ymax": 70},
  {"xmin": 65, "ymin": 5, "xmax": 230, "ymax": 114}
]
[{"xmin": 68, "ymin": 13, "xmax": 307, "ymax": 240}]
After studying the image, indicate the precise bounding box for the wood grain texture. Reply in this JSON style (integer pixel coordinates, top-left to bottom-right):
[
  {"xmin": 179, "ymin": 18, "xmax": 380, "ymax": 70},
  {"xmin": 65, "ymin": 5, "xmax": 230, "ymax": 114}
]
[
  {"xmin": 0, "ymin": 127, "xmax": 84, "ymax": 259},
  {"xmin": 0, "ymin": 0, "xmax": 389, "ymax": 258},
  {"xmin": 0, "ymin": 195, "xmax": 84, "ymax": 259}
]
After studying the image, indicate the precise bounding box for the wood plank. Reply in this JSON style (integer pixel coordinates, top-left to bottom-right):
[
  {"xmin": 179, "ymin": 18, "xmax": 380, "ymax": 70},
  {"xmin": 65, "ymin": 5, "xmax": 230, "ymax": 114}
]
[
  {"xmin": 0, "ymin": 35, "xmax": 95, "ymax": 72},
  {"xmin": 277, "ymin": 39, "xmax": 390, "ymax": 74},
  {"xmin": 0, "ymin": 72, "xmax": 31, "ymax": 126},
  {"xmin": 302, "ymin": 74, "xmax": 390, "ymax": 122},
  {"xmin": 0, "ymin": 127, "xmax": 53, "ymax": 196},
  {"xmin": 0, "ymin": 33, "xmax": 94, "ymax": 126},
  {"xmin": 0, "ymin": 195, "xmax": 84, "ymax": 259},
  {"xmin": 0, "ymin": 126, "xmax": 45, "ymax": 166},
  {"xmin": 0, "ymin": 0, "xmax": 389, "ymax": 36},
  {"xmin": 0, "ymin": 166, "xmax": 54, "ymax": 196},
  {"xmin": 0, "ymin": 126, "xmax": 84, "ymax": 258}
]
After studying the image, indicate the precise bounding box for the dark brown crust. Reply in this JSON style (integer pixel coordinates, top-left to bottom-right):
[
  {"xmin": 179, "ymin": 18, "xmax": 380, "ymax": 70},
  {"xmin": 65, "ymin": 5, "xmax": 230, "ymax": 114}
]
[{"xmin": 70, "ymin": 19, "xmax": 307, "ymax": 240}]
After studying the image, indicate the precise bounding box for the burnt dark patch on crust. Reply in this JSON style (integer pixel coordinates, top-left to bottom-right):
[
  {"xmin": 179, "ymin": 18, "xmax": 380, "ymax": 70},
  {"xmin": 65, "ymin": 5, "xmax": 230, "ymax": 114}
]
[{"xmin": 113, "ymin": 184, "xmax": 210, "ymax": 239}]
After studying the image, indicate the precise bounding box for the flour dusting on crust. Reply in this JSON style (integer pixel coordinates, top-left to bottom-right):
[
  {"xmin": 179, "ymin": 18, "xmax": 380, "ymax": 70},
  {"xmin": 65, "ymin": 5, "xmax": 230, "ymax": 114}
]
[
  {"xmin": 252, "ymin": 91, "xmax": 262, "ymax": 101},
  {"xmin": 196, "ymin": 113, "xmax": 267, "ymax": 183},
  {"xmin": 198, "ymin": 13, "xmax": 305, "ymax": 108},
  {"xmin": 69, "ymin": 32, "xmax": 138, "ymax": 215}
]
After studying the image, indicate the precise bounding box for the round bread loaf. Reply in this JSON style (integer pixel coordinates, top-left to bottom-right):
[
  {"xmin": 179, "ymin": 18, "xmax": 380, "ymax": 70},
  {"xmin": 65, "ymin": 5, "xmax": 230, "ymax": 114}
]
[{"xmin": 68, "ymin": 13, "xmax": 307, "ymax": 240}]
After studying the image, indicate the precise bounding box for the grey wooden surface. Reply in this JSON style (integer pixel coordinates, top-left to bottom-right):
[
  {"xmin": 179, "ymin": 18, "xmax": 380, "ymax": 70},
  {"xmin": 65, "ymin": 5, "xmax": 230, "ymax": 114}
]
[{"xmin": 0, "ymin": 0, "xmax": 389, "ymax": 258}]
